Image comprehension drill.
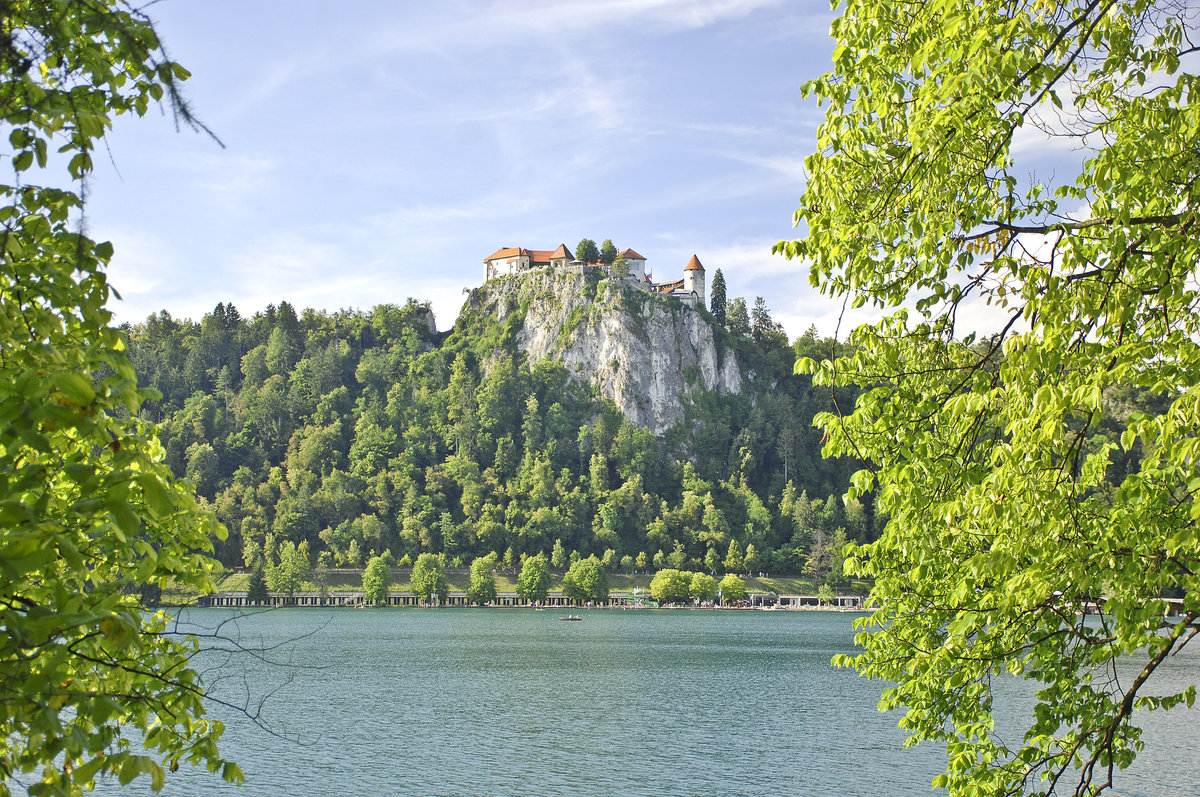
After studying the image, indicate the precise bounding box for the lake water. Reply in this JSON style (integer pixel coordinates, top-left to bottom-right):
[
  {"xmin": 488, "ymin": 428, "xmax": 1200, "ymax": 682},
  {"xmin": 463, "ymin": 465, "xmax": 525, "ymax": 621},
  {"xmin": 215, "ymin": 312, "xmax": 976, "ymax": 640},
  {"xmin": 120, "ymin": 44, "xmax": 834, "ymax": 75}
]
[{"xmin": 102, "ymin": 609, "xmax": 1200, "ymax": 796}]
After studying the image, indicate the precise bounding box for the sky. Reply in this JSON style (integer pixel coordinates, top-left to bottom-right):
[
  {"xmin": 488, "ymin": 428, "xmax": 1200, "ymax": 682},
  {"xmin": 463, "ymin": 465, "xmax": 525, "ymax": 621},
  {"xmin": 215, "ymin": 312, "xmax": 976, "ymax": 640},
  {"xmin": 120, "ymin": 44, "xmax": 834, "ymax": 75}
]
[{"xmin": 87, "ymin": 0, "xmax": 847, "ymax": 338}]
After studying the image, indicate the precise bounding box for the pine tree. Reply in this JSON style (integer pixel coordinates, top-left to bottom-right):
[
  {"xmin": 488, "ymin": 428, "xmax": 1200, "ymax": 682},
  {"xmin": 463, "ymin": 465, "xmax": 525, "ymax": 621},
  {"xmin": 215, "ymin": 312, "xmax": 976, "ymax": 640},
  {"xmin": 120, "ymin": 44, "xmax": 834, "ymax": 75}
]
[
  {"xmin": 599, "ymin": 239, "xmax": 618, "ymax": 265},
  {"xmin": 709, "ymin": 268, "xmax": 727, "ymax": 325},
  {"xmin": 724, "ymin": 538, "xmax": 744, "ymax": 573},
  {"xmin": 247, "ymin": 561, "xmax": 269, "ymax": 604}
]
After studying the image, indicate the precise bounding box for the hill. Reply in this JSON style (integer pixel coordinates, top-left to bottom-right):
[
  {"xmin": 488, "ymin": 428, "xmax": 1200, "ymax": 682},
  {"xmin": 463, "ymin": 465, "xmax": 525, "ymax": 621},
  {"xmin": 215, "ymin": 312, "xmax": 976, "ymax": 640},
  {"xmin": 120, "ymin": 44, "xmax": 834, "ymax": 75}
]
[{"xmin": 123, "ymin": 273, "xmax": 870, "ymax": 584}]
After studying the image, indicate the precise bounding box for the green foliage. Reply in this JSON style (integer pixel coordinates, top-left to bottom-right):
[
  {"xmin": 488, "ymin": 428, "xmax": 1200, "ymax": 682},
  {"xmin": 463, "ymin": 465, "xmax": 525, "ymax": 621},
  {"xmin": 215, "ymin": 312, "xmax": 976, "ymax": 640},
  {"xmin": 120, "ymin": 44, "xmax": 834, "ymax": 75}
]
[
  {"xmin": 599, "ymin": 239, "xmax": 618, "ymax": 265},
  {"xmin": 689, "ymin": 571, "xmax": 718, "ymax": 603},
  {"xmin": 649, "ymin": 569, "xmax": 692, "ymax": 604},
  {"xmin": 704, "ymin": 547, "xmax": 721, "ymax": 574},
  {"xmin": 561, "ymin": 556, "xmax": 609, "ymax": 603},
  {"xmin": 709, "ymin": 268, "xmax": 727, "ymax": 325},
  {"xmin": 467, "ymin": 553, "xmax": 498, "ymax": 606},
  {"xmin": 780, "ymin": 0, "xmax": 1200, "ymax": 793},
  {"xmin": 516, "ymin": 553, "xmax": 552, "ymax": 603},
  {"xmin": 0, "ymin": 2, "xmax": 244, "ymax": 793},
  {"xmin": 411, "ymin": 550, "xmax": 445, "ymax": 594},
  {"xmin": 268, "ymin": 541, "xmax": 311, "ymax": 599},
  {"xmin": 724, "ymin": 539, "xmax": 744, "ymax": 573},
  {"xmin": 717, "ymin": 574, "xmax": 746, "ymax": 604},
  {"xmin": 726, "ymin": 297, "xmax": 750, "ymax": 336},
  {"xmin": 246, "ymin": 562, "xmax": 269, "ymax": 604},
  {"xmin": 575, "ymin": 238, "xmax": 599, "ymax": 264},
  {"xmin": 410, "ymin": 552, "xmax": 449, "ymax": 604},
  {"xmin": 556, "ymin": 303, "xmax": 589, "ymax": 351},
  {"xmin": 362, "ymin": 555, "xmax": 393, "ymax": 604}
]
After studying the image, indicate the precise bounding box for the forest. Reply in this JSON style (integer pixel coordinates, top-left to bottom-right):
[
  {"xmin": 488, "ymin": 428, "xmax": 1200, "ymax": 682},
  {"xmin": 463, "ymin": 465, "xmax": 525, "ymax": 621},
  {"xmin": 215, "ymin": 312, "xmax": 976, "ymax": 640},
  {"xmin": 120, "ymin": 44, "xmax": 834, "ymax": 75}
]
[{"xmin": 122, "ymin": 288, "xmax": 871, "ymax": 587}]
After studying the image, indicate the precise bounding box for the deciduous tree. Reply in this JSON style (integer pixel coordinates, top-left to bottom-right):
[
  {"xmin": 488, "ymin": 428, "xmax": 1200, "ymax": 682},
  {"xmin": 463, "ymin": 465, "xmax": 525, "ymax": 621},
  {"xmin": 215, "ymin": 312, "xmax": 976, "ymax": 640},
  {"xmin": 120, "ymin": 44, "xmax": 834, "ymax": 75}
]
[
  {"xmin": 726, "ymin": 297, "xmax": 750, "ymax": 336},
  {"xmin": 724, "ymin": 539, "xmax": 743, "ymax": 573},
  {"xmin": 717, "ymin": 574, "xmax": 746, "ymax": 605},
  {"xmin": 562, "ymin": 556, "xmax": 608, "ymax": 603},
  {"xmin": 411, "ymin": 552, "xmax": 449, "ymax": 605},
  {"xmin": 467, "ymin": 553, "xmax": 498, "ymax": 606},
  {"xmin": 779, "ymin": 1, "xmax": 1200, "ymax": 793},
  {"xmin": 650, "ymin": 568, "xmax": 692, "ymax": 604},
  {"xmin": 704, "ymin": 546, "xmax": 721, "ymax": 574},
  {"xmin": 690, "ymin": 572, "xmax": 718, "ymax": 603},
  {"xmin": 362, "ymin": 555, "xmax": 393, "ymax": 605},
  {"xmin": 268, "ymin": 541, "xmax": 311, "ymax": 600},
  {"xmin": 575, "ymin": 238, "xmax": 599, "ymax": 265},
  {"xmin": 515, "ymin": 553, "xmax": 551, "ymax": 603},
  {"xmin": 0, "ymin": 2, "xmax": 241, "ymax": 792}
]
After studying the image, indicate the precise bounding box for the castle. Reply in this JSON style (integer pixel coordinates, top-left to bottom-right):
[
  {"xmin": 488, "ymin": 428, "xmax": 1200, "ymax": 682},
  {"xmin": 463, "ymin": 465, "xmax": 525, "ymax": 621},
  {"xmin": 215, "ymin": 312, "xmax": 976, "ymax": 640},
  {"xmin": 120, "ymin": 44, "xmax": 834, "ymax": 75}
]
[{"xmin": 483, "ymin": 245, "xmax": 707, "ymax": 307}]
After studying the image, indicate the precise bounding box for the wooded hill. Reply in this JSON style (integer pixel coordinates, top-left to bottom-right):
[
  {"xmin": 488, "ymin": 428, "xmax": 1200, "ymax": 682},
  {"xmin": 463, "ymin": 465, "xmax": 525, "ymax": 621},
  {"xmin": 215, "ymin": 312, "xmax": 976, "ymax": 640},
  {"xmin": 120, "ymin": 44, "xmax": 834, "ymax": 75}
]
[{"xmin": 123, "ymin": 283, "xmax": 871, "ymax": 584}]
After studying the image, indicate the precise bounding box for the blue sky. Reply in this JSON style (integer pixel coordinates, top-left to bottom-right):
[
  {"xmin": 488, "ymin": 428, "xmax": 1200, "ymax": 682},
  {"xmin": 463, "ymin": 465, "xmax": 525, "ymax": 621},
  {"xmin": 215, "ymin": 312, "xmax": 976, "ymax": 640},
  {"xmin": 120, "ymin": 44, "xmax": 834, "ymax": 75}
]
[{"xmin": 91, "ymin": 0, "xmax": 843, "ymax": 337}]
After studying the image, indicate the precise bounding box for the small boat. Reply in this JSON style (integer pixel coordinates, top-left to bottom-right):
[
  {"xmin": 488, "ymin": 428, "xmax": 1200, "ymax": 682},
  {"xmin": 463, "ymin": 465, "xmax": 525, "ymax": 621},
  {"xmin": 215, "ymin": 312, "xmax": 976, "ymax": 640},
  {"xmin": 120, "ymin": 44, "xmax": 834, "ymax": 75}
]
[{"xmin": 558, "ymin": 614, "xmax": 582, "ymax": 621}]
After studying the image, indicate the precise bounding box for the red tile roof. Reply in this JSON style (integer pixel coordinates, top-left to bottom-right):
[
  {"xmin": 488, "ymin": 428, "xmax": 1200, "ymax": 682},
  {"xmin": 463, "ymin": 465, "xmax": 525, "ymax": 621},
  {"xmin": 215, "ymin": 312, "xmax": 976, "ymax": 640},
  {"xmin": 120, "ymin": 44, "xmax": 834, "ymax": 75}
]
[
  {"xmin": 619, "ymin": 248, "xmax": 646, "ymax": 260},
  {"xmin": 485, "ymin": 245, "xmax": 574, "ymax": 264},
  {"xmin": 484, "ymin": 247, "xmax": 526, "ymax": 263},
  {"xmin": 684, "ymin": 254, "xmax": 704, "ymax": 271}
]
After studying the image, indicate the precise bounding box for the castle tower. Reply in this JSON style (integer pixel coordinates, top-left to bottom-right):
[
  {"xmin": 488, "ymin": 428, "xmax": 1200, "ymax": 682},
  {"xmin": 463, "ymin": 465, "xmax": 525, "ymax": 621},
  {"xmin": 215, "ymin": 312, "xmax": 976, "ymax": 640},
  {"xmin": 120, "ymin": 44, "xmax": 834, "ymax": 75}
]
[
  {"xmin": 619, "ymin": 248, "xmax": 647, "ymax": 282},
  {"xmin": 683, "ymin": 254, "xmax": 705, "ymax": 306}
]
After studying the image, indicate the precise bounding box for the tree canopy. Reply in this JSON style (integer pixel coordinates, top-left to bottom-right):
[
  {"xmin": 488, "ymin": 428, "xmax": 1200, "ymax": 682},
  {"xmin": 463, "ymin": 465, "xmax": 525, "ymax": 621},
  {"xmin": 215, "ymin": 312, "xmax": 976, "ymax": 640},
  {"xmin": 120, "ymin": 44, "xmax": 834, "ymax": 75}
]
[
  {"xmin": 561, "ymin": 556, "xmax": 609, "ymax": 603},
  {"xmin": 0, "ymin": 2, "xmax": 240, "ymax": 793},
  {"xmin": 362, "ymin": 555, "xmax": 393, "ymax": 604},
  {"xmin": 467, "ymin": 553, "xmax": 498, "ymax": 606},
  {"xmin": 516, "ymin": 553, "xmax": 551, "ymax": 603},
  {"xmin": 709, "ymin": 268, "xmax": 727, "ymax": 326},
  {"xmin": 575, "ymin": 238, "xmax": 599, "ymax": 264},
  {"xmin": 599, "ymin": 239, "xmax": 618, "ymax": 265},
  {"xmin": 410, "ymin": 553, "xmax": 449, "ymax": 605},
  {"xmin": 649, "ymin": 568, "xmax": 692, "ymax": 604},
  {"xmin": 779, "ymin": 1, "xmax": 1200, "ymax": 794},
  {"xmin": 717, "ymin": 574, "xmax": 746, "ymax": 604}
]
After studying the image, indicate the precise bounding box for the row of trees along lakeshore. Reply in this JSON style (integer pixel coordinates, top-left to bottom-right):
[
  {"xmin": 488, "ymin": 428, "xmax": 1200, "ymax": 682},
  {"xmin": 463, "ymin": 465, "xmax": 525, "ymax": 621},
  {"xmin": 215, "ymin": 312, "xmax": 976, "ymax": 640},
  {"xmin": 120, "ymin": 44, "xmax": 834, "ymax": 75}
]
[{"xmin": 350, "ymin": 551, "xmax": 756, "ymax": 607}]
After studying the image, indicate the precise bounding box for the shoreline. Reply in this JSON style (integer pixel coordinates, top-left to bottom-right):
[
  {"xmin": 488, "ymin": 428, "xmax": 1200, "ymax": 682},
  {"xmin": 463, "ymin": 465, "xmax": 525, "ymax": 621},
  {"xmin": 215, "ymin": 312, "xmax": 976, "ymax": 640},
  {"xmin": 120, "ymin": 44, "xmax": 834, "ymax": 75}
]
[{"xmin": 166, "ymin": 592, "xmax": 869, "ymax": 612}]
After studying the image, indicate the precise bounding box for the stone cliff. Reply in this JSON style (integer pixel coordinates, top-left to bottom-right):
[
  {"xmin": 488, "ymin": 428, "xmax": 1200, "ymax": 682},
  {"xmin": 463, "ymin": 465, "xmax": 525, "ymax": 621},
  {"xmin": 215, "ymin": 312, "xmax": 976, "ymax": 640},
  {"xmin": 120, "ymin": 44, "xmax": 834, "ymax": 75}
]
[{"xmin": 459, "ymin": 270, "xmax": 742, "ymax": 434}]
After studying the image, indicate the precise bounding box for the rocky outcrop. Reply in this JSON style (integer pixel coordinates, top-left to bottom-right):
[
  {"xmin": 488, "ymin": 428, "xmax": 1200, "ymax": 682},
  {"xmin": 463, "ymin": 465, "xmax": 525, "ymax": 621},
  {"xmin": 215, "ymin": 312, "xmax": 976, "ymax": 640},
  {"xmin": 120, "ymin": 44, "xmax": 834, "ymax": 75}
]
[{"xmin": 466, "ymin": 270, "xmax": 741, "ymax": 434}]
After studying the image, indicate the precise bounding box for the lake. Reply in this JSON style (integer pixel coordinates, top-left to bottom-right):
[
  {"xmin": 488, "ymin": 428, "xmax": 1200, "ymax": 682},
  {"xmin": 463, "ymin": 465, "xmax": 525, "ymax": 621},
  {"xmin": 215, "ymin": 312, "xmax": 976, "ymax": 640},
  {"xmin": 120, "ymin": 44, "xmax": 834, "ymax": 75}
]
[{"xmin": 105, "ymin": 608, "xmax": 1200, "ymax": 796}]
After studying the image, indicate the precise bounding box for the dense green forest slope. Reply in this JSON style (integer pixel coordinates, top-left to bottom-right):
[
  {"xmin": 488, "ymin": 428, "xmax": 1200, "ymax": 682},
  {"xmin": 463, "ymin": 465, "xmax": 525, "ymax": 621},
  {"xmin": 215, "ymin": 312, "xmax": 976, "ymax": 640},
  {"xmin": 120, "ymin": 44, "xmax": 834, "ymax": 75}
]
[{"xmin": 124, "ymin": 276, "xmax": 870, "ymax": 583}]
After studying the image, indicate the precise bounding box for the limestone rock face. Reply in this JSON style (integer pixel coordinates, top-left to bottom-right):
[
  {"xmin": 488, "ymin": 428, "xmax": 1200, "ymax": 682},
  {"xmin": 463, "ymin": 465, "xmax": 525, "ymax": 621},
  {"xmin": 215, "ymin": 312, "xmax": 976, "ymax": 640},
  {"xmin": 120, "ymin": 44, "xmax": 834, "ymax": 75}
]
[{"xmin": 466, "ymin": 270, "xmax": 742, "ymax": 434}]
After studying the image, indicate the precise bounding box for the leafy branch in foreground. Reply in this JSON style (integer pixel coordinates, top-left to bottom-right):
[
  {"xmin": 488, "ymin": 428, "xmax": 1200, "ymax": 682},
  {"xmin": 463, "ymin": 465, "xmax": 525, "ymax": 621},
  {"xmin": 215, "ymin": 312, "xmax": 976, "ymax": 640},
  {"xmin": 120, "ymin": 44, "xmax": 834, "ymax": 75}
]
[
  {"xmin": 779, "ymin": 1, "xmax": 1200, "ymax": 795},
  {"xmin": 0, "ymin": 2, "xmax": 235, "ymax": 794}
]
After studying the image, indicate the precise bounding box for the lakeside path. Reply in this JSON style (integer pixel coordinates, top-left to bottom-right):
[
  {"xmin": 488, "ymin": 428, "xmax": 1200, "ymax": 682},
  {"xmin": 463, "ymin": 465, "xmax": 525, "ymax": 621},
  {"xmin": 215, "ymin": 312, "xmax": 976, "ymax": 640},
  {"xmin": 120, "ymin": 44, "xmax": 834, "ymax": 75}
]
[{"xmin": 166, "ymin": 569, "xmax": 870, "ymax": 609}]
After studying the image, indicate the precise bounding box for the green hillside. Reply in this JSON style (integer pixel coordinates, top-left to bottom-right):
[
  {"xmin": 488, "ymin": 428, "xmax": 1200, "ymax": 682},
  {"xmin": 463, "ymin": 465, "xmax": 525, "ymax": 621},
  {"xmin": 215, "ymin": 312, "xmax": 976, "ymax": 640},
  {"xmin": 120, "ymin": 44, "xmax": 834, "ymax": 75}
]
[{"xmin": 125, "ymin": 278, "xmax": 871, "ymax": 587}]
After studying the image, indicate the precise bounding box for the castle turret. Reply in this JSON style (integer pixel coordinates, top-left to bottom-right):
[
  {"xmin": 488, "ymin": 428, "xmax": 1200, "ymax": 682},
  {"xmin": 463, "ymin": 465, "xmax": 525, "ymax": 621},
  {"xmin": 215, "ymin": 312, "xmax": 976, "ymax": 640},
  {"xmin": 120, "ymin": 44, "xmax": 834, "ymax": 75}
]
[{"xmin": 683, "ymin": 254, "xmax": 705, "ymax": 306}]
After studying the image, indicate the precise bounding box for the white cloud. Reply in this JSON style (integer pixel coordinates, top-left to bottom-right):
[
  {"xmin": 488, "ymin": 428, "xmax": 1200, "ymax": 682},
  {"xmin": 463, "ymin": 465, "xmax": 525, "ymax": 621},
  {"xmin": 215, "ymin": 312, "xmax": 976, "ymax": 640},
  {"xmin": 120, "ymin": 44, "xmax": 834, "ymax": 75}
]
[
  {"xmin": 724, "ymin": 152, "xmax": 808, "ymax": 185},
  {"xmin": 369, "ymin": 0, "xmax": 787, "ymax": 53},
  {"xmin": 104, "ymin": 230, "xmax": 178, "ymax": 307}
]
